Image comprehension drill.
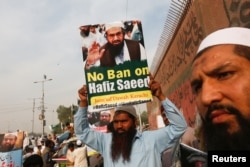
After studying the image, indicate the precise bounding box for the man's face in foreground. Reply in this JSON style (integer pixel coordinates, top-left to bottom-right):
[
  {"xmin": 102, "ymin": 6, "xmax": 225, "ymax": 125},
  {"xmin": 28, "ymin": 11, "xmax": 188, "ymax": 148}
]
[{"xmin": 191, "ymin": 45, "xmax": 250, "ymax": 150}]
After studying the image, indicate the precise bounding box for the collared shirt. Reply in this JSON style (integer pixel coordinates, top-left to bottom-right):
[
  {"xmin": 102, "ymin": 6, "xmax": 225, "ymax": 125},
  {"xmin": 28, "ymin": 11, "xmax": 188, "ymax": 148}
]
[{"xmin": 74, "ymin": 98, "xmax": 187, "ymax": 167}]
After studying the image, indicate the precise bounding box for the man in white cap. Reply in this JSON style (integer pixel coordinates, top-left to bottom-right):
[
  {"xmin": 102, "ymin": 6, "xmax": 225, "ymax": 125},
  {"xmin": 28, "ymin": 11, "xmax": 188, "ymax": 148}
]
[
  {"xmin": 191, "ymin": 27, "xmax": 250, "ymax": 151},
  {"xmin": 74, "ymin": 75, "xmax": 187, "ymax": 167},
  {"xmin": 94, "ymin": 110, "xmax": 111, "ymax": 127},
  {"xmin": 0, "ymin": 132, "xmax": 18, "ymax": 152},
  {"xmin": 85, "ymin": 21, "xmax": 147, "ymax": 68}
]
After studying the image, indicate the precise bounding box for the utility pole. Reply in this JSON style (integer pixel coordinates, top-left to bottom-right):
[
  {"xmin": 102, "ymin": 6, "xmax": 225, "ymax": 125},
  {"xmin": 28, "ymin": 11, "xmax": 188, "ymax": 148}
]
[
  {"xmin": 34, "ymin": 75, "xmax": 52, "ymax": 136},
  {"xmin": 32, "ymin": 99, "xmax": 35, "ymax": 135},
  {"xmin": 28, "ymin": 97, "xmax": 41, "ymax": 135},
  {"xmin": 31, "ymin": 98, "xmax": 36, "ymax": 134}
]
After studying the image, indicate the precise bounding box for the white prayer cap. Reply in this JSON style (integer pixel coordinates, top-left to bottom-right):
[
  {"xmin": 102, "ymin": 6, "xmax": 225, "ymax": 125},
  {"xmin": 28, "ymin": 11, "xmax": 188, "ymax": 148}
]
[
  {"xmin": 105, "ymin": 21, "xmax": 124, "ymax": 31},
  {"xmin": 4, "ymin": 132, "xmax": 17, "ymax": 137},
  {"xmin": 100, "ymin": 110, "xmax": 111, "ymax": 115},
  {"xmin": 76, "ymin": 140, "xmax": 82, "ymax": 146},
  {"xmin": 196, "ymin": 27, "xmax": 250, "ymax": 56}
]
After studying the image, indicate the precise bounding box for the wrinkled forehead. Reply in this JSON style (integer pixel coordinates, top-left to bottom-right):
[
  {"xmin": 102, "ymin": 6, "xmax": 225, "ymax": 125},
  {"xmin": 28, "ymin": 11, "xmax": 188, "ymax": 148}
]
[{"xmin": 192, "ymin": 45, "xmax": 226, "ymax": 73}]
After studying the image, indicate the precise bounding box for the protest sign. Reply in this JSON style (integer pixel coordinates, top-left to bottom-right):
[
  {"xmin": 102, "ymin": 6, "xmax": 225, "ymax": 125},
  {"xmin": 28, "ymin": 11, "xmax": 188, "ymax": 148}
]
[{"xmin": 79, "ymin": 20, "xmax": 152, "ymax": 112}]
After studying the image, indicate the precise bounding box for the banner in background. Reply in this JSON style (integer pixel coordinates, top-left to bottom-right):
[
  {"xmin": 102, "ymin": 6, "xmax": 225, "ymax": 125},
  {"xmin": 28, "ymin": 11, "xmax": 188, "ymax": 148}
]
[{"xmin": 0, "ymin": 131, "xmax": 24, "ymax": 167}]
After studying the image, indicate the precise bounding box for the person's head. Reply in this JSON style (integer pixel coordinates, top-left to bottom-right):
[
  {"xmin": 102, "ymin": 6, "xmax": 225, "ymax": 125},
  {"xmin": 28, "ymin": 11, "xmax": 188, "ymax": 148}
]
[
  {"xmin": 25, "ymin": 145, "xmax": 34, "ymax": 153},
  {"xmin": 40, "ymin": 139, "xmax": 45, "ymax": 146},
  {"xmin": 113, "ymin": 105, "xmax": 137, "ymax": 134},
  {"xmin": 111, "ymin": 105, "xmax": 137, "ymax": 162},
  {"xmin": 52, "ymin": 133, "xmax": 57, "ymax": 140},
  {"xmin": 76, "ymin": 140, "xmax": 82, "ymax": 147},
  {"xmin": 160, "ymin": 105, "xmax": 170, "ymax": 126},
  {"xmin": 47, "ymin": 134, "xmax": 52, "ymax": 140},
  {"xmin": 68, "ymin": 142, "xmax": 74, "ymax": 152},
  {"xmin": 99, "ymin": 110, "xmax": 111, "ymax": 126},
  {"xmin": 79, "ymin": 25, "xmax": 90, "ymax": 37},
  {"xmin": 37, "ymin": 145, "xmax": 42, "ymax": 150},
  {"xmin": 89, "ymin": 24, "xmax": 97, "ymax": 33},
  {"xmin": 1, "ymin": 133, "xmax": 17, "ymax": 151},
  {"xmin": 65, "ymin": 122, "xmax": 70, "ymax": 127},
  {"xmin": 45, "ymin": 139, "xmax": 54, "ymax": 149},
  {"xmin": 190, "ymin": 27, "xmax": 250, "ymax": 151},
  {"xmin": 105, "ymin": 21, "xmax": 125, "ymax": 47},
  {"xmin": 23, "ymin": 154, "xmax": 43, "ymax": 167}
]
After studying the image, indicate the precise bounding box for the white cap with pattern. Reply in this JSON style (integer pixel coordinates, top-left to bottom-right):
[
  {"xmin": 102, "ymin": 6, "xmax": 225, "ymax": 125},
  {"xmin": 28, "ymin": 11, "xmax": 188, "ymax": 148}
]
[{"xmin": 196, "ymin": 27, "xmax": 250, "ymax": 56}]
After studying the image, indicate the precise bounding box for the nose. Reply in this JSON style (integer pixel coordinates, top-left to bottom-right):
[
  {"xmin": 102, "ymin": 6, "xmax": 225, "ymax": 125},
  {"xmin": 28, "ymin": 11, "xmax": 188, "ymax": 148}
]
[
  {"xmin": 200, "ymin": 80, "xmax": 223, "ymax": 106},
  {"xmin": 113, "ymin": 35, "xmax": 119, "ymax": 40},
  {"xmin": 117, "ymin": 122, "xmax": 123, "ymax": 128}
]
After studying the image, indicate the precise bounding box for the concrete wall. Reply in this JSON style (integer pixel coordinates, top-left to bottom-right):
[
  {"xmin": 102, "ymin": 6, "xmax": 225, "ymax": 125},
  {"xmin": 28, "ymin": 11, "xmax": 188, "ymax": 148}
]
[{"xmin": 148, "ymin": 0, "xmax": 250, "ymax": 129}]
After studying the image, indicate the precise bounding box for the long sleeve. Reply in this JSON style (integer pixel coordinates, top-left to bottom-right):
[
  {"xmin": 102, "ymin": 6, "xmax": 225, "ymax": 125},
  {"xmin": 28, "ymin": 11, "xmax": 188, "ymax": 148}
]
[
  {"xmin": 152, "ymin": 98, "xmax": 187, "ymax": 152},
  {"xmin": 74, "ymin": 107, "xmax": 111, "ymax": 154},
  {"xmin": 73, "ymin": 98, "xmax": 187, "ymax": 167},
  {"xmin": 74, "ymin": 107, "xmax": 89, "ymax": 135}
]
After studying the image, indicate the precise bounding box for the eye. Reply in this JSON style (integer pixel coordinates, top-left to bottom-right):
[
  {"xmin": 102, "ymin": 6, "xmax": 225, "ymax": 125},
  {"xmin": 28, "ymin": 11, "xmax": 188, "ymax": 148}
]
[
  {"xmin": 191, "ymin": 80, "xmax": 202, "ymax": 94},
  {"xmin": 217, "ymin": 71, "xmax": 233, "ymax": 80}
]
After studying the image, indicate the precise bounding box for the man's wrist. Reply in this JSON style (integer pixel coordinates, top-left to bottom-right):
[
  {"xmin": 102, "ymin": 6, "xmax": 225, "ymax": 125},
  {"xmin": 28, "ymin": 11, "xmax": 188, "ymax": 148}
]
[
  {"xmin": 158, "ymin": 94, "xmax": 166, "ymax": 101},
  {"xmin": 79, "ymin": 100, "xmax": 88, "ymax": 107}
]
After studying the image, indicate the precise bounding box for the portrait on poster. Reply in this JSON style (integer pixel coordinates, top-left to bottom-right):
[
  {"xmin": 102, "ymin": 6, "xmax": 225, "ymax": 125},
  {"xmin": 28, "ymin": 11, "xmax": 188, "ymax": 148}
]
[
  {"xmin": 79, "ymin": 20, "xmax": 152, "ymax": 112},
  {"xmin": 0, "ymin": 131, "xmax": 24, "ymax": 167}
]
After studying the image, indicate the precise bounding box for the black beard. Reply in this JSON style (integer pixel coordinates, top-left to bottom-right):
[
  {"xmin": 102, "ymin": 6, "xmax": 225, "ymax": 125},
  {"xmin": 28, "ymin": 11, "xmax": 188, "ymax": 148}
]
[
  {"xmin": 80, "ymin": 30, "xmax": 89, "ymax": 37},
  {"xmin": 99, "ymin": 121, "xmax": 110, "ymax": 126},
  {"xmin": 107, "ymin": 41, "xmax": 124, "ymax": 57},
  {"xmin": 0, "ymin": 145, "xmax": 14, "ymax": 152},
  {"xmin": 203, "ymin": 104, "xmax": 250, "ymax": 151},
  {"xmin": 111, "ymin": 126, "xmax": 137, "ymax": 162}
]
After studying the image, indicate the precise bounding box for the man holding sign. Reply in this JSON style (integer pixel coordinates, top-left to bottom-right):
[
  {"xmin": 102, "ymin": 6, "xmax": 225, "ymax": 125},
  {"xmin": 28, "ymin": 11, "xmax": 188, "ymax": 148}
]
[{"xmin": 74, "ymin": 75, "xmax": 187, "ymax": 167}]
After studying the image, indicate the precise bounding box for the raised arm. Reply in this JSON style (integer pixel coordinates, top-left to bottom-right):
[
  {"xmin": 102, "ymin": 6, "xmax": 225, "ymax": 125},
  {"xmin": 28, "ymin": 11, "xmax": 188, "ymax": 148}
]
[
  {"xmin": 148, "ymin": 74, "xmax": 187, "ymax": 151},
  {"xmin": 74, "ymin": 85, "xmax": 108, "ymax": 154}
]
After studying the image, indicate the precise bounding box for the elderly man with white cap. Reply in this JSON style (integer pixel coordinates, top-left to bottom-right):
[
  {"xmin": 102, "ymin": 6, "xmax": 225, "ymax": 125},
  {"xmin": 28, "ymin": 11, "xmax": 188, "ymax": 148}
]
[
  {"xmin": 0, "ymin": 132, "xmax": 18, "ymax": 152},
  {"xmin": 74, "ymin": 75, "xmax": 187, "ymax": 167},
  {"xmin": 190, "ymin": 27, "xmax": 250, "ymax": 152},
  {"xmin": 85, "ymin": 21, "xmax": 147, "ymax": 68},
  {"xmin": 93, "ymin": 110, "xmax": 111, "ymax": 128}
]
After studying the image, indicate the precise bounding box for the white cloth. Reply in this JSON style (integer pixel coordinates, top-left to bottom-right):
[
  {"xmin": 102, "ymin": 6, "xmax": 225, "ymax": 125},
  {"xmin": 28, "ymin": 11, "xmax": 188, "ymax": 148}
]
[
  {"xmin": 66, "ymin": 149, "xmax": 75, "ymax": 167},
  {"xmin": 197, "ymin": 27, "xmax": 250, "ymax": 55},
  {"xmin": 73, "ymin": 146, "xmax": 88, "ymax": 167}
]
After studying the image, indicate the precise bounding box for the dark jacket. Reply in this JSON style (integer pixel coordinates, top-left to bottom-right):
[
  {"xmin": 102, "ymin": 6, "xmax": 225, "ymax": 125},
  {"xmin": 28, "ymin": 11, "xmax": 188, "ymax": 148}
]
[{"xmin": 100, "ymin": 39, "xmax": 141, "ymax": 67}]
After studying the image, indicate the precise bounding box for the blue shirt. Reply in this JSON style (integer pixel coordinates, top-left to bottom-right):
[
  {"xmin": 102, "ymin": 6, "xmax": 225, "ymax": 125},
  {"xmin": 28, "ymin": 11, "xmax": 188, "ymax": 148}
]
[{"xmin": 74, "ymin": 98, "xmax": 187, "ymax": 167}]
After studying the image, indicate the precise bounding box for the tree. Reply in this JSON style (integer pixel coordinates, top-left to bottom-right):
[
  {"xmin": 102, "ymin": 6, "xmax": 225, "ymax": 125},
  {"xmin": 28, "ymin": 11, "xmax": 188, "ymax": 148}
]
[
  {"xmin": 57, "ymin": 105, "xmax": 72, "ymax": 124},
  {"xmin": 56, "ymin": 105, "xmax": 78, "ymax": 124}
]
